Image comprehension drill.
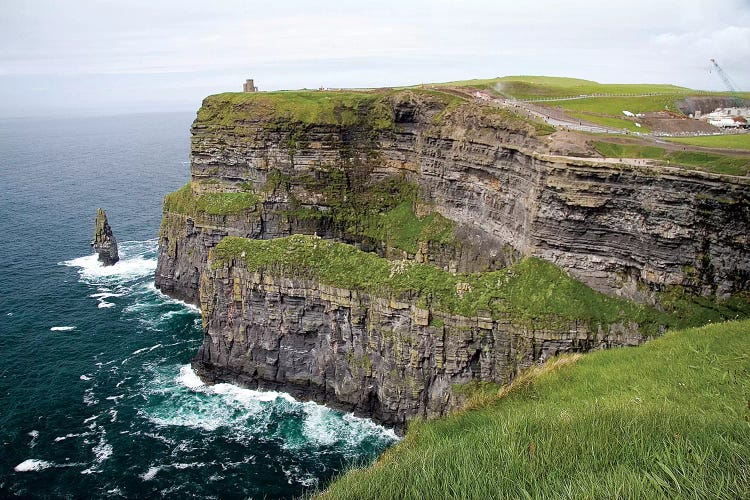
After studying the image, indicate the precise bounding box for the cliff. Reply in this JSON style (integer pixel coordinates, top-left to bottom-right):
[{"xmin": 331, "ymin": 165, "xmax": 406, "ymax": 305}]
[
  {"xmin": 194, "ymin": 235, "xmax": 654, "ymax": 427},
  {"xmin": 155, "ymin": 88, "xmax": 749, "ymax": 425},
  {"xmin": 156, "ymin": 90, "xmax": 748, "ymax": 305}
]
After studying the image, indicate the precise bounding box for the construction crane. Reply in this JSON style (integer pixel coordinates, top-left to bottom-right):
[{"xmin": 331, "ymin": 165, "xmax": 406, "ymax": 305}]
[{"xmin": 709, "ymin": 58, "xmax": 745, "ymax": 107}]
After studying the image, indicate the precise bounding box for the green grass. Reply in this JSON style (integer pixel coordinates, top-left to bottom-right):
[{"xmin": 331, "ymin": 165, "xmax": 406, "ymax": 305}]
[
  {"xmin": 432, "ymin": 76, "xmax": 690, "ymax": 99},
  {"xmin": 320, "ymin": 319, "xmax": 750, "ymax": 499},
  {"xmin": 592, "ymin": 141, "xmax": 666, "ymax": 159},
  {"xmin": 163, "ymin": 182, "xmax": 259, "ymax": 216},
  {"xmin": 667, "ymin": 134, "xmax": 750, "ymax": 151},
  {"xmin": 569, "ymin": 112, "xmax": 648, "ymax": 132},
  {"xmin": 553, "ymin": 95, "xmax": 683, "ymax": 115},
  {"xmin": 591, "ymin": 141, "xmax": 750, "ymax": 176},
  {"xmin": 196, "ymin": 90, "xmax": 394, "ymax": 129},
  {"xmin": 360, "ymin": 201, "xmax": 455, "ymax": 254},
  {"xmin": 213, "ymin": 234, "xmax": 669, "ymax": 332}
]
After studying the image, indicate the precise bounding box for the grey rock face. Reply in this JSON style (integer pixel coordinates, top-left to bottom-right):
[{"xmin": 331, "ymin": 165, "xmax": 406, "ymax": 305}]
[
  {"xmin": 195, "ymin": 263, "xmax": 643, "ymax": 428},
  {"xmin": 91, "ymin": 208, "xmax": 119, "ymax": 266},
  {"xmin": 157, "ymin": 97, "xmax": 749, "ymax": 304}
]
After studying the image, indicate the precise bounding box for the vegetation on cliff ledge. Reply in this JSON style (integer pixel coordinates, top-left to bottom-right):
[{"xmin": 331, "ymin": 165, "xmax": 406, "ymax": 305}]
[
  {"xmin": 212, "ymin": 234, "xmax": 665, "ymax": 332},
  {"xmin": 321, "ymin": 319, "xmax": 750, "ymax": 498},
  {"xmin": 163, "ymin": 182, "xmax": 259, "ymax": 216}
]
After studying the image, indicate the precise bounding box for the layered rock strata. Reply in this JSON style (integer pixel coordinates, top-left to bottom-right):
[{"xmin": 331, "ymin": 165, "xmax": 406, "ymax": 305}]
[
  {"xmin": 155, "ymin": 89, "xmax": 749, "ymax": 426},
  {"xmin": 156, "ymin": 91, "xmax": 749, "ymax": 306},
  {"xmin": 91, "ymin": 208, "xmax": 119, "ymax": 266}
]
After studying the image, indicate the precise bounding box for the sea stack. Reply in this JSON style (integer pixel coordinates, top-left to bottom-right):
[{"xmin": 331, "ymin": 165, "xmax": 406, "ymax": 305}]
[{"xmin": 91, "ymin": 208, "xmax": 119, "ymax": 266}]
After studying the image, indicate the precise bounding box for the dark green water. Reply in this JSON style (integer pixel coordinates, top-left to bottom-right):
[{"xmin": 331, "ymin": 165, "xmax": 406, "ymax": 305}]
[{"xmin": 0, "ymin": 113, "xmax": 397, "ymax": 499}]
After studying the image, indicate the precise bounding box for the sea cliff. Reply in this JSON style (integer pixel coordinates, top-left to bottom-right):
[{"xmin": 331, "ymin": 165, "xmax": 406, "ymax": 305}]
[
  {"xmin": 155, "ymin": 88, "xmax": 749, "ymax": 425},
  {"xmin": 193, "ymin": 235, "xmax": 655, "ymax": 427}
]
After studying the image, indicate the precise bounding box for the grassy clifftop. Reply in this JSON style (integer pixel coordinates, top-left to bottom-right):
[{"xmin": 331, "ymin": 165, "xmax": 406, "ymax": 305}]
[
  {"xmin": 195, "ymin": 90, "xmax": 395, "ymax": 128},
  {"xmin": 321, "ymin": 319, "xmax": 750, "ymax": 498},
  {"xmin": 437, "ymin": 75, "xmax": 691, "ymax": 99},
  {"xmin": 193, "ymin": 87, "xmax": 554, "ymax": 137}
]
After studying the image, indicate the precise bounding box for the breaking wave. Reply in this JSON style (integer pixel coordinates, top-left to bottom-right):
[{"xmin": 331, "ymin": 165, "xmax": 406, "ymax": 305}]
[{"xmin": 142, "ymin": 364, "xmax": 399, "ymax": 453}]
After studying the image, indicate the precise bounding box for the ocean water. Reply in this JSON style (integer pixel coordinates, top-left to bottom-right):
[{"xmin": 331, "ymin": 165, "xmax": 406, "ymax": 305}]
[{"xmin": 0, "ymin": 113, "xmax": 397, "ymax": 498}]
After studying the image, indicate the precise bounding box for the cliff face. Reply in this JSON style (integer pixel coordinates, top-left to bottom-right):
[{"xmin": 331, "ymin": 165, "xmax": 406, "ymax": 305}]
[
  {"xmin": 156, "ymin": 91, "xmax": 749, "ymax": 305},
  {"xmin": 155, "ymin": 89, "xmax": 748, "ymax": 425},
  {"xmin": 194, "ymin": 236, "xmax": 646, "ymax": 427}
]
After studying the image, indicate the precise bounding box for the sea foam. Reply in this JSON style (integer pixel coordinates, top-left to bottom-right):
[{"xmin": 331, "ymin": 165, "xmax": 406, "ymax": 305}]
[{"xmin": 14, "ymin": 459, "xmax": 52, "ymax": 472}]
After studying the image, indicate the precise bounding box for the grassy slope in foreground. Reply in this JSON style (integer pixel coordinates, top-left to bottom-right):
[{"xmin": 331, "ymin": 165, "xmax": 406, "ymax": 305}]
[{"xmin": 321, "ymin": 319, "xmax": 750, "ymax": 499}]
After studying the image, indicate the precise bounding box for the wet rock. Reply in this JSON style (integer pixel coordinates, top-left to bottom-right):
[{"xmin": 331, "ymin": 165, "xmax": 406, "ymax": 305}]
[{"xmin": 91, "ymin": 208, "xmax": 119, "ymax": 266}]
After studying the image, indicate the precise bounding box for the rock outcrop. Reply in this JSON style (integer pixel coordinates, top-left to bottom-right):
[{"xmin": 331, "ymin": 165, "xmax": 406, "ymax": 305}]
[{"xmin": 91, "ymin": 208, "xmax": 119, "ymax": 266}]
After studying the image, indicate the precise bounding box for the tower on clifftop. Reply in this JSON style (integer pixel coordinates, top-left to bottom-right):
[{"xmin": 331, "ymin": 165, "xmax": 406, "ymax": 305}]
[{"xmin": 243, "ymin": 79, "xmax": 258, "ymax": 92}]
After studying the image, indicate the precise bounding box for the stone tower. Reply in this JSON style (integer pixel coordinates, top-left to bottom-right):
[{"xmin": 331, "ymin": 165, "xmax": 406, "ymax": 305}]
[{"xmin": 243, "ymin": 79, "xmax": 258, "ymax": 92}]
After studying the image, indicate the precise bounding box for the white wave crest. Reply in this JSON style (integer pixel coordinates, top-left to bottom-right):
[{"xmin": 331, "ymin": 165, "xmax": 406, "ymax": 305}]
[
  {"xmin": 140, "ymin": 466, "xmax": 161, "ymax": 481},
  {"xmin": 176, "ymin": 364, "xmax": 205, "ymax": 389},
  {"xmin": 63, "ymin": 253, "xmax": 156, "ymax": 283},
  {"xmin": 50, "ymin": 326, "xmax": 76, "ymax": 331},
  {"xmin": 14, "ymin": 459, "xmax": 52, "ymax": 472}
]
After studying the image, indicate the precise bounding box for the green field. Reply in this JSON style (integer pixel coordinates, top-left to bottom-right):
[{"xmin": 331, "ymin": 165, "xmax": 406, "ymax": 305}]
[
  {"xmin": 592, "ymin": 141, "xmax": 750, "ymax": 176},
  {"xmin": 667, "ymin": 134, "xmax": 750, "ymax": 151},
  {"xmin": 569, "ymin": 112, "xmax": 648, "ymax": 132},
  {"xmin": 435, "ymin": 75, "xmax": 691, "ymax": 99},
  {"xmin": 321, "ymin": 319, "xmax": 750, "ymax": 499}
]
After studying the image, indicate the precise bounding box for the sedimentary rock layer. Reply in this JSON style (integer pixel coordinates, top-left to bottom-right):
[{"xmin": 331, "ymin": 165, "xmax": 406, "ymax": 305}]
[{"xmin": 156, "ymin": 91, "xmax": 749, "ymax": 304}]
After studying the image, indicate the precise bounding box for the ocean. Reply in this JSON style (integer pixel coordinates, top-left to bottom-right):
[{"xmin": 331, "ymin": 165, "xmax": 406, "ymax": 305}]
[{"xmin": 0, "ymin": 112, "xmax": 397, "ymax": 498}]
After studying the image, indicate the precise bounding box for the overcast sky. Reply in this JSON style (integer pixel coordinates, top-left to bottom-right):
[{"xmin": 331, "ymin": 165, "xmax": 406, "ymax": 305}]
[{"xmin": 1, "ymin": 0, "xmax": 748, "ymax": 118}]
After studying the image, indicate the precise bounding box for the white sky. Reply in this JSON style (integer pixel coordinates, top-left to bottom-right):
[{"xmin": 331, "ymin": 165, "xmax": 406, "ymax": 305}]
[{"xmin": 1, "ymin": 0, "xmax": 748, "ymax": 117}]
